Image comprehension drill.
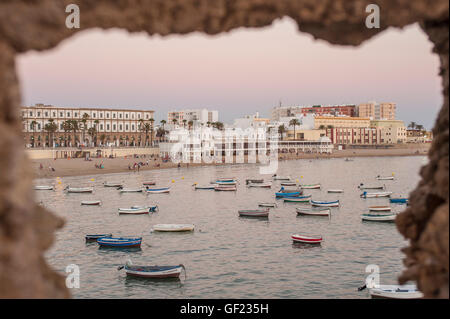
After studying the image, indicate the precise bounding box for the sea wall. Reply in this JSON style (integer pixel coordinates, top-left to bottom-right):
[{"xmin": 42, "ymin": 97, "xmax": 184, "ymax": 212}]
[
  {"xmin": 25, "ymin": 147, "xmax": 159, "ymax": 160},
  {"xmin": 0, "ymin": 0, "xmax": 447, "ymax": 298}
]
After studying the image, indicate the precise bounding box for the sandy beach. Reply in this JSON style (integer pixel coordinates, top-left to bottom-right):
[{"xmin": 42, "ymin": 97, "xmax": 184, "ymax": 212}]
[{"xmin": 31, "ymin": 143, "xmax": 431, "ymax": 179}]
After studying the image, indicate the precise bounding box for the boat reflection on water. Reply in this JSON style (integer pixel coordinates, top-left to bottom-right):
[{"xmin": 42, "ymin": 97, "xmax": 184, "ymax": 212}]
[
  {"xmin": 292, "ymin": 242, "xmax": 322, "ymax": 250},
  {"xmin": 122, "ymin": 275, "xmax": 183, "ymax": 289},
  {"xmin": 98, "ymin": 246, "xmax": 142, "ymax": 253}
]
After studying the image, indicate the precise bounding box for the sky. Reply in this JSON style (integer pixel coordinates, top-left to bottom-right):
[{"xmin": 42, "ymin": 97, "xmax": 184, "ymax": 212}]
[{"xmin": 16, "ymin": 18, "xmax": 442, "ymax": 130}]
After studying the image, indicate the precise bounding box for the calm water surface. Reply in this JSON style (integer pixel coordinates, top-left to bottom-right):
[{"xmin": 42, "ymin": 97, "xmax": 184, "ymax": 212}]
[{"xmin": 36, "ymin": 156, "xmax": 426, "ymax": 298}]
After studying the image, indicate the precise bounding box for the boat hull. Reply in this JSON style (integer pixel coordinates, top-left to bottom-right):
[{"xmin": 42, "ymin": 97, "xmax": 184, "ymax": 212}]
[
  {"xmin": 361, "ymin": 214, "xmax": 396, "ymax": 222},
  {"xmin": 125, "ymin": 266, "xmax": 182, "ymax": 279},
  {"xmin": 152, "ymin": 224, "xmax": 195, "ymax": 232},
  {"xmin": 296, "ymin": 208, "xmax": 331, "ymax": 216},
  {"xmin": 81, "ymin": 201, "xmax": 101, "ymax": 206},
  {"xmin": 97, "ymin": 237, "xmax": 142, "ymax": 247},
  {"xmin": 311, "ymin": 200, "xmax": 339, "ymax": 207},
  {"xmin": 291, "ymin": 234, "xmax": 323, "ymax": 244},
  {"xmin": 238, "ymin": 210, "xmax": 269, "ymax": 217}
]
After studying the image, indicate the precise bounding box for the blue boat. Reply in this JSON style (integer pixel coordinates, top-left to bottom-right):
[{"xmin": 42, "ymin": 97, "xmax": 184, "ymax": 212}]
[
  {"xmin": 97, "ymin": 237, "xmax": 142, "ymax": 248},
  {"xmin": 275, "ymin": 191, "xmax": 301, "ymax": 198},
  {"xmin": 390, "ymin": 198, "xmax": 409, "ymax": 204},
  {"xmin": 85, "ymin": 234, "xmax": 112, "ymax": 241}
]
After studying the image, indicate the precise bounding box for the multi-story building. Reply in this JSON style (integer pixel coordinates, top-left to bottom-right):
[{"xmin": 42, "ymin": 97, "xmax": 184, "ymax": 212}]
[
  {"xmin": 233, "ymin": 112, "xmax": 270, "ymax": 129},
  {"xmin": 314, "ymin": 116, "xmax": 371, "ymax": 129},
  {"xmin": 285, "ymin": 129, "xmax": 326, "ymax": 141},
  {"xmin": 299, "ymin": 105, "xmax": 356, "ymax": 117},
  {"xmin": 167, "ymin": 109, "xmax": 219, "ymax": 127},
  {"xmin": 21, "ymin": 104, "xmax": 155, "ymax": 147},
  {"xmin": 325, "ymin": 127, "xmax": 383, "ymax": 145},
  {"xmin": 370, "ymin": 120, "xmax": 406, "ymax": 144},
  {"xmin": 406, "ymin": 129, "xmax": 433, "ymax": 143},
  {"xmin": 357, "ymin": 102, "xmax": 396, "ymax": 120}
]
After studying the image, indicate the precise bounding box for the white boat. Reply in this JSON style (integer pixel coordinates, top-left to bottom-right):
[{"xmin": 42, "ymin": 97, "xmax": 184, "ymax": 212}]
[
  {"xmin": 146, "ymin": 187, "xmax": 170, "ymax": 194},
  {"xmin": 283, "ymin": 195, "xmax": 312, "ymax": 203},
  {"xmin": 104, "ymin": 182, "xmax": 123, "ymax": 187},
  {"xmin": 327, "ymin": 189, "xmax": 344, "ymax": 193},
  {"xmin": 301, "ymin": 184, "xmax": 321, "ymax": 189},
  {"xmin": 34, "ymin": 185, "xmax": 54, "ymax": 190},
  {"xmin": 272, "ymin": 175, "xmax": 291, "ymax": 181},
  {"xmin": 214, "ymin": 185, "xmax": 237, "ymax": 191},
  {"xmin": 118, "ymin": 259, "xmax": 185, "ymax": 279},
  {"xmin": 369, "ymin": 206, "xmax": 391, "ymax": 212},
  {"xmin": 368, "ymin": 285, "xmax": 423, "ymax": 299},
  {"xmin": 291, "ymin": 234, "xmax": 323, "ymax": 244},
  {"xmin": 360, "ymin": 191, "xmax": 392, "ymax": 198},
  {"xmin": 152, "ymin": 224, "xmax": 195, "ymax": 232},
  {"xmin": 65, "ymin": 186, "xmax": 94, "ymax": 193},
  {"xmin": 258, "ymin": 202, "xmax": 277, "ymax": 207},
  {"xmin": 81, "ymin": 200, "xmax": 101, "ymax": 206},
  {"xmin": 280, "ymin": 181, "xmax": 297, "ymax": 186},
  {"xmin": 311, "ymin": 199, "xmax": 339, "ymax": 207},
  {"xmin": 361, "ymin": 213, "xmax": 396, "ymax": 222},
  {"xmin": 118, "ymin": 206, "xmax": 158, "ymax": 214},
  {"xmin": 215, "ymin": 180, "xmax": 237, "ymax": 186},
  {"xmin": 376, "ymin": 175, "xmax": 394, "ymax": 180},
  {"xmin": 247, "ymin": 182, "xmax": 272, "ymax": 188},
  {"xmin": 296, "ymin": 207, "xmax": 331, "ymax": 216}
]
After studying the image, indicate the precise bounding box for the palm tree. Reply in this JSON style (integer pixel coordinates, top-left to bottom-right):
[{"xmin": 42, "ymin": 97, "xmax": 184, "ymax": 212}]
[
  {"xmin": 160, "ymin": 120, "xmax": 166, "ymax": 130},
  {"xmin": 408, "ymin": 121, "xmax": 417, "ymax": 129},
  {"xmin": 138, "ymin": 118, "xmax": 144, "ymax": 146},
  {"xmin": 182, "ymin": 119, "xmax": 187, "ymax": 128},
  {"xmin": 71, "ymin": 119, "xmax": 80, "ymax": 147},
  {"xmin": 100, "ymin": 134, "xmax": 106, "ymax": 146},
  {"xmin": 62, "ymin": 120, "xmax": 71, "ymax": 146},
  {"xmin": 327, "ymin": 125, "xmax": 333, "ymax": 129},
  {"xmin": 289, "ymin": 119, "xmax": 300, "ymax": 140},
  {"xmin": 44, "ymin": 119, "xmax": 57, "ymax": 147},
  {"xmin": 143, "ymin": 123, "xmax": 151, "ymax": 146},
  {"xmin": 81, "ymin": 113, "xmax": 90, "ymax": 144},
  {"xmin": 319, "ymin": 125, "xmax": 325, "ymax": 130},
  {"xmin": 30, "ymin": 120, "xmax": 37, "ymax": 147},
  {"xmin": 188, "ymin": 120, "xmax": 194, "ymax": 131},
  {"xmin": 149, "ymin": 118, "xmax": 155, "ymax": 146},
  {"xmin": 206, "ymin": 121, "xmax": 211, "ymax": 128},
  {"xmin": 278, "ymin": 125, "xmax": 286, "ymax": 141},
  {"xmin": 87, "ymin": 127, "xmax": 96, "ymax": 147},
  {"xmin": 172, "ymin": 119, "xmax": 178, "ymax": 127},
  {"xmin": 93, "ymin": 119, "xmax": 100, "ymax": 146}
]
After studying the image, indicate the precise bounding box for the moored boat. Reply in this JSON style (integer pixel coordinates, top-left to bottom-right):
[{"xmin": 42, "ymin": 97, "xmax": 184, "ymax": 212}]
[
  {"xmin": 214, "ymin": 185, "xmax": 237, "ymax": 191},
  {"xmin": 358, "ymin": 184, "xmax": 385, "ymax": 190},
  {"xmin": 296, "ymin": 207, "xmax": 331, "ymax": 216},
  {"xmin": 291, "ymin": 234, "xmax": 323, "ymax": 244},
  {"xmin": 361, "ymin": 213, "xmax": 396, "ymax": 222},
  {"xmin": 118, "ymin": 260, "xmax": 185, "ymax": 279},
  {"xmin": 97, "ymin": 236, "xmax": 142, "ymax": 248},
  {"xmin": 301, "ymin": 184, "xmax": 321, "ymax": 189},
  {"xmin": 360, "ymin": 191, "xmax": 392, "ymax": 198},
  {"xmin": 215, "ymin": 180, "xmax": 237, "ymax": 186},
  {"xmin": 152, "ymin": 224, "xmax": 195, "ymax": 232},
  {"xmin": 85, "ymin": 234, "xmax": 112, "ymax": 241},
  {"xmin": 146, "ymin": 187, "xmax": 170, "ymax": 194},
  {"xmin": 376, "ymin": 175, "xmax": 394, "ymax": 180},
  {"xmin": 276, "ymin": 191, "xmax": 301, "ymax": 198},
  {"xmin": 118, "ymin": 206, "xmax": 158, "ymax": 214},
  {"xmin": 118, "ymin": 186, "xmax": 143, "ymax": 193},
  {"xmin": 390, "ymin": 198, "xmax": 408, "ymax": 204},
  {"xmin": 311, "ymin": 199, "xmax": 339, "ymax": 207},
  {"xmin": 283, "ymin": 195, "xmax": 312, "ymax": 203},
  {"xmin": 34, "ymin": 185, "xmax": 54, "ymax": 190},
  {"xmin": 81, "ymin": 200, "xmax": 102, "ymax": 206},
  {"xmin": 215, "ymin": 177, "xmax": 236, "ymax": 182},
  {"xmin": 246, "ymin": 179, "xmax": 264, "ymax": 184},
  {"xmin": 238, "ymin": 209, "xmax": 269, "ymax": 218},
  {"xmin": 258, "ymin": 202, "xmax": 277, "ymax": 207},
  {"xmin": 194, "ymin": 184, "xmax": 216, "ymax": 190},
  {"xmin": 327, "ymin": 189, "xmax": 344, "ymax": 193},
  {"xmin": 368, "ymin": 205, "xmax": 391, "ymax": 212},
  {"xmin": 142, "ymin": 181, "xmax": 156, "ymax": 186},
  {"xmin": 280, "ymin": 181, "xmax": 297, "ymax": 186},
  {"xmin": 65, "ymin": 186, "xmax": 94, "ymax": 193},
  {"xmin": 247, "ymin": 182, "xmax": 272, "ymax": 188},
  {"xmin": 272, "ymin": 174, "xmax": 291, "ymax": 181},
  {"xmin": 368, "ymin": 285, "xmax": 423, "ymax": 299},
  {"xmin": 104, "ymin": 182, "xmax": 123, "ymax": 187}
]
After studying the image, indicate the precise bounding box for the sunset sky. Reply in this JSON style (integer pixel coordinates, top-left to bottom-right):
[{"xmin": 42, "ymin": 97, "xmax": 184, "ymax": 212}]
[{"xmin": 17, "ymin": 18, "xmax": 442, "ymax": 129}]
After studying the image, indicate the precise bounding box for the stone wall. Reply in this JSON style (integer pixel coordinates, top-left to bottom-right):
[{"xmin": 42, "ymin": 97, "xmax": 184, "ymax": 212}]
[{"xmin": 0, "ymin": 0, "xmax": 447, "ymax": 298}]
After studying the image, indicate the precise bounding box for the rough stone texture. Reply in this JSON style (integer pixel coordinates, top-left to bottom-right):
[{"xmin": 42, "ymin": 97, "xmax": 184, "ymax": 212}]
[{"xmin": 0, "ymin": 0, "xmax": 448, "ymax": 298}]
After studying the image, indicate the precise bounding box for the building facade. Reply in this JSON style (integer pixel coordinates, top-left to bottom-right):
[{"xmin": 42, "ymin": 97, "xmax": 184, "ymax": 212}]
[
  {"xmin": 167, "ymin": 109, "xmax": 219, "ymax": 127},
  {"xmin": 314, "ymin": 116, "xmax": 371, "ymax": 129},
  {"xmin": 21, "ymin": 104, "xmax": 155, "ymax": 147},
  {"xmin": 357, "ymin": 102, "xmax": 396, "ymax": 120},
  {"xmin": 299, "ymin": 105, "xmax": 356, "ymax": 117},
  {"xmin": 325, "ymin": 127, "xmax": 383, "ymax": 145},
  {"xmin": 370, "ymin": 120, "xmax": 407, "ymax": 144}
]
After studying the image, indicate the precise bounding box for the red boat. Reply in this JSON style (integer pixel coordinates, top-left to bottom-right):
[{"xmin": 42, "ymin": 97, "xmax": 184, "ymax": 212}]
[
  {"xmin": 142, "ymin": 181, "xmax": 156, "ymax": 186},
  {"xmin": 291, "ymin": 234, "xmax": 323, "ymax": 244}
]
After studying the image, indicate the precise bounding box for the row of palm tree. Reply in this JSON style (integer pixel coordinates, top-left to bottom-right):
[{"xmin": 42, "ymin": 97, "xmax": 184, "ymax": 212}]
[{"xmin": 408, "ymin": 121, "xmax": 425, "ymax": 131}]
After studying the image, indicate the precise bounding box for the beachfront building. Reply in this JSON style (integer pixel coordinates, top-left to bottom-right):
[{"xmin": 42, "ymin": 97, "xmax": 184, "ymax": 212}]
[
  {"xmin": 277, "ymin": 136, "xmax": 333, "ymax": 154},
  {"xmin": 325, "ymin": 127, "xmax": 383, "ymax": 145},
  {"xmin": 357, "ymin": 102, "xmax": 396, "ymax": 120},
  {"xmin": 370, "ymin": 120, "xmax": 407, "ymax": 144},
  {"xmin": 314, "ymin": 116, "xmax": 371, "ymax": 129},
  {"xmin": 285, "ymin": 129, "xmax": 326, "ymax": 141},
  {"xmin": 406, "ymin": 129, "xmax": 433, "ymax": 143},
  {"xmin": 167, "ymin": 109, "xmax": 219, "ymax": 128},
  {"xmin": 233, "ymin": 112, "xmax": 270, "ymax": 129},
  {"xmin": 21, "ymin": 103, "xmax": 155, "ymax": 147}
]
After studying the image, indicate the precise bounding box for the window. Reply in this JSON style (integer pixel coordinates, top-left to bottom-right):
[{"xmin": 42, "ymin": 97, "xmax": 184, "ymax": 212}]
[
  {"xmin": 30, "ymin": 111, "xmax": 33, "ymax": 116},
  {"xmin": 119, "ymin": 113, "xmax": 122, "ymax": 119},
  {"xmin": 60, "ymin": 112, "xmax": 63, "ymax": 117},
  {"xmin": 74, "ymin": 112, "xmax": 77, "ymax": 117},
  {"xmin": 67, "ymin": 112, "xmax": 70, "ymax": 117},
  {"xmin": 119, "ymin": 124, "xmax": 123, "ymax": 130},
  {"xmin": 106, "ymin": 124, "xmax": 110, "ymax": 130},
  {"xmin": 125, "ymin": 114, "xmax": 128, "ymax": 119},
  {"xmin": 37, "ymin": 112, "xmax": 41, "ymax": 117},
  {"xmin": 100, "ymin": 124, "xmax": 103, "ymax": 130},
  {"xmin": 125, "ymin": 124, "xmax": 129, "ymax": 130},
  {"xmin": 93, "ymin": 113, "xmax": 96, "ymax": 118},
  {"xmin": 106, "ymin": 113, "xmax": 110, "ymax": 119},
  {"xmin": 113, "ymin": 124, "xmax": 116, "ymax": 131},
  {"xmin": 113, "ymin": 113, "xmax": 116, "ymax": 119},
  {"xmin": 53, "ymin": 112, "xmax": 56, "ymax": 117}
]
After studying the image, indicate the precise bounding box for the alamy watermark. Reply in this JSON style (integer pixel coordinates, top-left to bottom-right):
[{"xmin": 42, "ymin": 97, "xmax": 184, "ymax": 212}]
[
  {"xmin": 365, "ymin": 264, "xmax": 380, "ymax": 288},
  {"xmin": 65, "ymin": 264, "xmax": 80, "ymax": 288},
  {"xmin": 65, "ymin": 4, "xmax": 80, "ymax": 29},
  {"xmin": 365, "ymin": 4, "xmax": 380, "ymax": 29}
]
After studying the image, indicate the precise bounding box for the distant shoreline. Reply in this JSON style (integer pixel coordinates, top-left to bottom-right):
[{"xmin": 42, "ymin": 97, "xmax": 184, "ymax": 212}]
[{"xmin": 31, "ymin": 143, "xmax": 430, "ymax": 179}]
